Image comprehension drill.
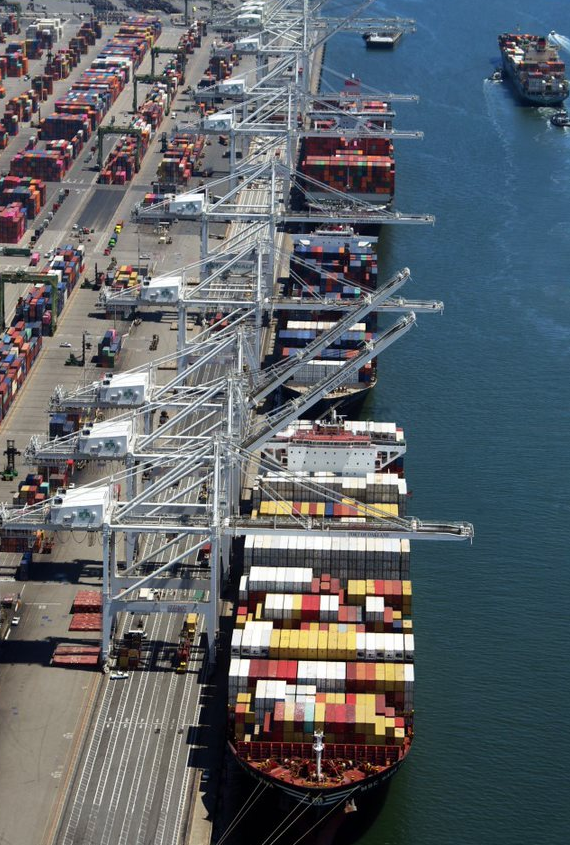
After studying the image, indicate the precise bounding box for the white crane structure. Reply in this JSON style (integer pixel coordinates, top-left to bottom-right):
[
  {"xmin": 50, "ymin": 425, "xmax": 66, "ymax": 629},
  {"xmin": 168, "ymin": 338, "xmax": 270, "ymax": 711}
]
[
  {"xmin": 1, "ymin": 300, "xmax": 473, "ymax": 666},
  {"xmin": 0, "ymin": 0, "xmax": 474, "ymax": 673}
]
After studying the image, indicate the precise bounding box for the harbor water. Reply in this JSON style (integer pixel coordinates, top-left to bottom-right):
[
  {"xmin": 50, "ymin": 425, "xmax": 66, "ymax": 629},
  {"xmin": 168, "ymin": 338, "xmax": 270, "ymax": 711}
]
[{"xmin": 227, "ymin": 1, "xmax": 569, "ymax": 843}]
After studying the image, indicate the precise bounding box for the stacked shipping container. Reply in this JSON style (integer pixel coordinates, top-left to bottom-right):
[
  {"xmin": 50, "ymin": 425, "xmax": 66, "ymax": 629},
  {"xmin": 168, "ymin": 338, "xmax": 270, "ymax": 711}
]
[
  {"xmin": 0, "ymin": 245, "xmax": 84, "ymax": 427},
  {"xmin": 229, "ymin": 417, "xmax": 414, "ymax": 783},
  {"xmin": 278, "ymin": 234, "xmax": 379, "ymax": 396},
  {"xmin": 156, "ymin": 130, "xmax": 205, "ymax": 186},
  {"xmin": 97, "ymin": 328, "xmax": 121, "ymax": 368},
  {"xmin": 299, "ymin": 136, "xmax": 395, "ymax": 201}
]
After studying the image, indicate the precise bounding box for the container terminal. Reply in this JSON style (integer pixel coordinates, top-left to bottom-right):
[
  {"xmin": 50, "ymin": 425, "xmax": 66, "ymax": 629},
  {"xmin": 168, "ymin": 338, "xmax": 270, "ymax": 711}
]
[{"xmin": 0, "ymin": 2, "xmax": 473, "ymax": 844}]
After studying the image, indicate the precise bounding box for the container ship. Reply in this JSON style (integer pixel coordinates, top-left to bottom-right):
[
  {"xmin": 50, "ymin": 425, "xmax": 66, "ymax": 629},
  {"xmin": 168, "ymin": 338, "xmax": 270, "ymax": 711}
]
[
  {"xmin": 277, "ymin": 230, "xmax": 379, "ymax": 406},
  {"xmin": 498, "ymin": 33, "xmax": 570, "ymax": 106},
  {"xmin": 228, "ymin": 415, "xmax": 413, "ymax": 807}
]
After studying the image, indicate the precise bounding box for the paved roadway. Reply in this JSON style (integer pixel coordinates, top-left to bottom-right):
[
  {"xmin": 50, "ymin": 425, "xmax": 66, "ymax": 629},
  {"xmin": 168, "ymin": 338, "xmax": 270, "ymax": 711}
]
[
  {"xmin": 55, "ymin": 611, "xmax": 205, "ymax": 845},
  {"xmin": 0, "ymin": 11, "xmax": 233, "ymax": 845}
]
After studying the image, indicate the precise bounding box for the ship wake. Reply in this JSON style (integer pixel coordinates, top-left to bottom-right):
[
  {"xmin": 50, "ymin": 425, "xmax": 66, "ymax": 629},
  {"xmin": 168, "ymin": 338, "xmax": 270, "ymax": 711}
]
[{"xmin": 549, "ymin": 32, "xmax": 570, "ymax": 54}]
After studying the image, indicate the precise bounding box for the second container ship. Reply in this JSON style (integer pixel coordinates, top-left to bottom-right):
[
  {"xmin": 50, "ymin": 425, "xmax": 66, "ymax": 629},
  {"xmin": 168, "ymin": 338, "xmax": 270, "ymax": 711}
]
[{"xmin": 498, "ymin": 32, "xmax": 570, "ymax": 105}]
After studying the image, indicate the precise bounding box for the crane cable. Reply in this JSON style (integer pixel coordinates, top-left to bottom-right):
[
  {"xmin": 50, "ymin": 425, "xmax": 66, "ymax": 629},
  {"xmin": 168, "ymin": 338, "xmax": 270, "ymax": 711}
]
[
  {"xmin": 284, "ymin": 787, "xmax": 358, "ymax": 845},
  {"xmin": 288, "ymin": 787, "xmax": 361, "ymax": 845},
  {"xmin": 261, "ymin": 793, "xmax": 322, "ymax": 845},
  {"xmin": 215, "ymin": 780, "xmax": 269, "ymax": 845}
]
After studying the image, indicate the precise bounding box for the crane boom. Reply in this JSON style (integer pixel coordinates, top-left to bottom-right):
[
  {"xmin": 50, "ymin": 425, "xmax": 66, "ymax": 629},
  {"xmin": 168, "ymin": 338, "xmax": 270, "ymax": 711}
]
[
  {"xmin": 250, "ymin": 267, "xmax": 411, "ymax": 405},
  {"xmin": 243, "ymin": 312, "xmax": 416, "ymax": 453}
]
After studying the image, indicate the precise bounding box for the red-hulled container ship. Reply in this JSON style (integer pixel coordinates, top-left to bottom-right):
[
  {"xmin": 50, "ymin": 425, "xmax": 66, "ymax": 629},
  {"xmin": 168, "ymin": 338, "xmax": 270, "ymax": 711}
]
[{"xmin": 228, "ymin": 417, "xmax": 413, "ymax": 807}]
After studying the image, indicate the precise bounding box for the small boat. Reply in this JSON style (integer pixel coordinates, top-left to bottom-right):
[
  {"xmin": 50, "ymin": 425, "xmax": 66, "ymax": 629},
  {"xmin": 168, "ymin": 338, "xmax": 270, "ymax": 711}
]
[
  {"xmin": 489, "ymin": 68, "xmax": 503, "ymax": 83},
  {"xmin": 362, "ymin": 30, "xmax": 403, "ymax": 49},
  {"xmin": 551, "ymin": 109, "xmax": 570, "ymax": 126}
]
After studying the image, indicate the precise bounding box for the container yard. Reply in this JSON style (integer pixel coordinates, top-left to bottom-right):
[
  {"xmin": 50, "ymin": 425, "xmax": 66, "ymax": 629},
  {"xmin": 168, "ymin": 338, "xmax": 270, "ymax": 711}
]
[{"xmin": 0, "ymin": 4, "xmax": 473, "ymax": 845}]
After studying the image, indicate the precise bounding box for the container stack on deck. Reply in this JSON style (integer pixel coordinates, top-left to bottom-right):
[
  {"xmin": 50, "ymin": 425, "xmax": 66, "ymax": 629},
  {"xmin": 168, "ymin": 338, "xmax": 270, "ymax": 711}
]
[
  {"xmin": 229, "ymin": 420, "xmax": 414, "ymax": 774},
  {"xmin": 277, "ymin": 233, "xmax": 379, "ymax": 396},
  {"xmin": 299, "ymin": 136, "xmax": 395, "ymax": 201}
]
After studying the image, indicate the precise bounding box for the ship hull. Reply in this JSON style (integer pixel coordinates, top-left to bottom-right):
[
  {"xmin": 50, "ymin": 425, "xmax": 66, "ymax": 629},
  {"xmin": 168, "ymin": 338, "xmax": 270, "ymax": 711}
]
[
  {"xmin": 363, "ymin": 31, "xmax": 403, "ymax": 49},
  {"xmin": 501, "ymin": 55, "xmax": 570, "ymax": 106},
  {"xmin": 229, "ymin": 741, "xmax": 407, "ymax": 808}
]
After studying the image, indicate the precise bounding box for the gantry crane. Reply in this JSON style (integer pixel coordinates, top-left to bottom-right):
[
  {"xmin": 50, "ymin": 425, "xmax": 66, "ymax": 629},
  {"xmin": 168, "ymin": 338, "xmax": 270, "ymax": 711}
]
[
  {"xmin": 150, "ymin": 46, "xmax": 187, "ymax": 80},
  {"xmin": 132, "ymin": 74, "xmax": 176, "ymax": 114},
  {"xmin": 0, "ymin": 318, "xmax": 473, "ymax": 666},
  {"xmin": 0, "ymin": 269, "xmax": 59, "ymax": 330},
  {"xmin": 97, "ymin": 125, "xmax": 144, "ymax": 171},
  {"xmin": 0, "ymin": 0, "xmax": 474, "ymax": 672}
]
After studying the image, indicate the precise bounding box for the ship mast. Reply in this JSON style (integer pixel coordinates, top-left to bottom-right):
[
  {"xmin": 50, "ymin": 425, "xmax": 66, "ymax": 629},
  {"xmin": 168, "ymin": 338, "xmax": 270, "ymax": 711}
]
[{"xmin": 313, "ymin": 730, "xmax": 325, "ymax": 781}]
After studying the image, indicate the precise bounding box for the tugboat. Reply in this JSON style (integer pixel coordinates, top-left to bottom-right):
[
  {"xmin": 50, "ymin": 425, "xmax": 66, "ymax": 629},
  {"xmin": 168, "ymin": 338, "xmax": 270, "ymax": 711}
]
[
  {"xmin": 550, "ymin": 109, "xmax": 570, "ymax": 126},
  {"xmin": 363, "ymin": 30, "xmax": 403, "ymax": 49}
]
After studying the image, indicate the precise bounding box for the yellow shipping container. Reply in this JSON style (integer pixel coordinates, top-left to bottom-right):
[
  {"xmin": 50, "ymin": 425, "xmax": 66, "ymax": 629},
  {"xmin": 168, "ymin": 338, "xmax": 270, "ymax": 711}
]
[
  {"xmin": 316, "ymin": 502, "xmax": 325, "ymax": 517},
  {"xmin": 403, "ymin": 619, "xmax": 413, "ymax": 631},
  {"xmin": 270, "ymin": 629, "xmax": 280, "ymax": 657},
  {"xmin": 308, "ymin": 630, "xmax": 319, "ymax": 655},
  {"xmin": 374, "ymin": 715, "xmax": 386, "ymax": 735},
  {"xmin": 385, "ymin": 663, "xmax": 395, "ymax": 691},
  {"xmin": 315, "ymin": 702, "xmax": 325, "ymax": 727},
  {"xmin": 375, "ymin": 663, "xmax": 386, "ymax": 685},
  {"xmin": 348, "ymin": 630, "xmax": 357, "ymax": 657},
  {"xmin": 329, "ymin": 630, "xmax": 338, "ymax": 660},
  {"xmin": 338, "ymin": 631, "xmax": 347, "ymax": 660},
  {"xmin": 300, "ymin": 502, "xmax": 310, "ymax": 515},
  {"xmin": 292, "ymin": 595, "xmax": 302, "ymax": 618},
  {"xmin": 318, "ymin": 631, "xmax": 328, "ymax": 658},
  {"xmin": 299, "ymin": 630, "xmax": 309, "ymax": 656},
  {"xmin": 290, "ymin": 630, "xmax": 300, "ymax": 655}
]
